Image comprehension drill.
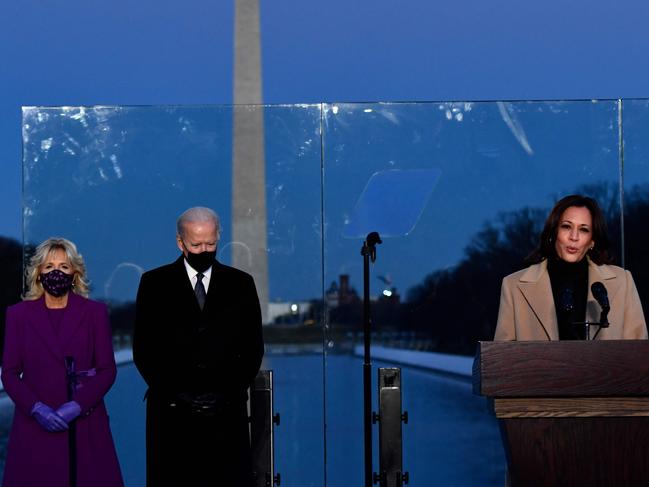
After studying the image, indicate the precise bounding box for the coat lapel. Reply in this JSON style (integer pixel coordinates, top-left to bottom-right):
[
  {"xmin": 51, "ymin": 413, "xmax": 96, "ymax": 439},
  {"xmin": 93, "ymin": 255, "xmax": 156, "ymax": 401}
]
[
  {"xmin": 173, "ymin": 256, "xmax": 204, "ymax": 314},
  {"xmin": 517, "ymin": 258, "xmax": 620, "ymax": 341},
  {"xmin": 58, "ymin": 292, "xmax": 87, "ymax": 351},
  {"xmin": 517, "ymin": 260, "xmax": 558, "ymax": 340},
  {"xmin": 203, "ymin": 260, "xmax": 223, "ymax": 314},
  {"xmin": 172, "ymin": 255, "xmax": 221, "ymax": 319},
  {"xmin": 27, "ymin": 297, "xmax": 64, "ymax": 360}
]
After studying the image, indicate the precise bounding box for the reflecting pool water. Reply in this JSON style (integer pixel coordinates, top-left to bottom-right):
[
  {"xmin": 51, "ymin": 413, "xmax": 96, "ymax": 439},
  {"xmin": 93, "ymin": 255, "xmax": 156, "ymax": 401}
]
[
  {"xmin": 101, "ymin": 354, "xmax": 504, "ymax": 486},
  {"xmin": 0, "ymin": 353, "xmax": 504, "ymax": 486}
]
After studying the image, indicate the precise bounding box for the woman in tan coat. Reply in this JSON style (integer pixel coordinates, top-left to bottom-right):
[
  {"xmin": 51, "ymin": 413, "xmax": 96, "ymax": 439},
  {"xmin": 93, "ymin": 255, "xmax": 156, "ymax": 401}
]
[{"xmin": 494, "ymin": 195, "xmax": 647, "ymax": 341}]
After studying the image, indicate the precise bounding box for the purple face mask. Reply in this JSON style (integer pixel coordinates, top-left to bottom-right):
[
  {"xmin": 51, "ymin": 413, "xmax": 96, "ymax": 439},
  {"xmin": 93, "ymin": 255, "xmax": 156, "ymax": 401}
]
[{"xmin": 40, "ymin": 269, "xmax": 75, "ymax": 297}]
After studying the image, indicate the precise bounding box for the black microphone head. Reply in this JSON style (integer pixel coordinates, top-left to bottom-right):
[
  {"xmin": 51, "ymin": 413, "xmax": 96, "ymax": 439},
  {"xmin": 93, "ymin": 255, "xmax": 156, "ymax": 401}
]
[
  {"xmin": 591, "ymin": 281, "xmax": 610, "ymax": 309},
  {"xmin": 559, "ymin": 287, "xmax": 574, "ymax": 313}
]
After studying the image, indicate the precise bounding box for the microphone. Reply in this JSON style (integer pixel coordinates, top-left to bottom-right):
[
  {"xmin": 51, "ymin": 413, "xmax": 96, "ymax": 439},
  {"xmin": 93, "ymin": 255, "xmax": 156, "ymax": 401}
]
[
  {"xmin": 591, "ymin": 282, "xmax": 610, "ymax": 310},
  {"xmin": 591, "ymin": 282, "xmax": 610, "ymax": 327}
]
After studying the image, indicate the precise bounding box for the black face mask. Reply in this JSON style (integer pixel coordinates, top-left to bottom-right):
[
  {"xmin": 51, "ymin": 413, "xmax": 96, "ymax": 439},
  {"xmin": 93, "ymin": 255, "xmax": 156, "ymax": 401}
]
[
  {"xmin": 185, "ymin": 250, "xmax": 215, "ymax": 273},
  {"xmin": 40, "ymin": 269, "xmax": 75, "ymax": 297}
]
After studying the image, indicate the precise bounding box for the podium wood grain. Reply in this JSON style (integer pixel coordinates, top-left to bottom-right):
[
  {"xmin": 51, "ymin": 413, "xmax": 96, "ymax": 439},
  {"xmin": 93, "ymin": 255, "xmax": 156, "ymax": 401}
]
[{"xmin": 474, "ymin": 340, "xmax": 649, "ymax": 487}]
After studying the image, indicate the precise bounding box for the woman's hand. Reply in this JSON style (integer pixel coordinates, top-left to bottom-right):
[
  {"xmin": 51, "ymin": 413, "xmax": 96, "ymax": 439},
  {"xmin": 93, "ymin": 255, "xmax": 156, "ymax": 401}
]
[
  {"xmin": 55, "ymin": 401, "xmax": 82, "ymax": 423},
  {"xmin": 31, "ymin": 402, "xmax": 69, "ymax": 432}
]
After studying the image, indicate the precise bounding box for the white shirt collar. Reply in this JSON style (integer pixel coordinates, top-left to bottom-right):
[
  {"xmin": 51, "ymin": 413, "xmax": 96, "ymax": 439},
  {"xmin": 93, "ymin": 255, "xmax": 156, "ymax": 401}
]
[{"xmin": 183, "ymin": 258, "xmax": 212, "ymax": 290}]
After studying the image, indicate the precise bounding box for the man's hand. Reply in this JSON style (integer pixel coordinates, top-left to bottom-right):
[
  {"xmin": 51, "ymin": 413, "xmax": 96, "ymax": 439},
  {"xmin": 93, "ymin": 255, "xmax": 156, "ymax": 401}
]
[{"xmin": 177, "ymin": 392, "xmax": 223, "ymax": 417}]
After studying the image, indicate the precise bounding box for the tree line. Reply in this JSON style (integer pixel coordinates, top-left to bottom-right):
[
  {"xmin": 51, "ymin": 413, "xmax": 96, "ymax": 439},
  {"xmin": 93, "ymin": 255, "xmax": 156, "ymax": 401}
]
[{"xmin": 318, "ymin": 183, "xmax": 649, "ymax": 355}]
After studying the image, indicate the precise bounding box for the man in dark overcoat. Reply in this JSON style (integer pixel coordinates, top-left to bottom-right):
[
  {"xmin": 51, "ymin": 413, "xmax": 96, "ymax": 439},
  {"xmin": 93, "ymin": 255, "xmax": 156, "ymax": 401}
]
[{"xmin": 133, "ymin": 207, "xmax": 264, "ymax": 487}]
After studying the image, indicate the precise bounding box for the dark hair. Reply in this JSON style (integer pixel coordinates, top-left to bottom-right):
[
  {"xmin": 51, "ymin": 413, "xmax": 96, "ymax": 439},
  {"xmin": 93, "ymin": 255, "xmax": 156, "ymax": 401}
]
[{"xmin": 526, "ymin": 194, "xmax": 613, "ymax": 265}]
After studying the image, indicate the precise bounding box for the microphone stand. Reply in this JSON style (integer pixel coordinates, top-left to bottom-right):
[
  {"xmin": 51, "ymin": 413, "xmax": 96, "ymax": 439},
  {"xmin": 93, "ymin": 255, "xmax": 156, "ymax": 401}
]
[
  {"xmin": 65, "ymin": 356, "xmax": 77, "ymax": 487},
  {"xmin": 361, "ymin": 232, "xmax": 381, "ymax": 487},
  {"xmin": 592, "ymin": 305, "xmax": 610, "ymax": 340},
  {"xmin": 573, "ymin": 315, "xmax": 610, "ymax": 340}
]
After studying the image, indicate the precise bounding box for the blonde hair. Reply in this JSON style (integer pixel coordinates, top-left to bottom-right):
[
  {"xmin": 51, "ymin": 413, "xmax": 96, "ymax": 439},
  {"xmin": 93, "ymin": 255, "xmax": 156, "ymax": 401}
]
[{"xmin": 23, "ymin": 237, "xmax": 90, "ymax": 300}]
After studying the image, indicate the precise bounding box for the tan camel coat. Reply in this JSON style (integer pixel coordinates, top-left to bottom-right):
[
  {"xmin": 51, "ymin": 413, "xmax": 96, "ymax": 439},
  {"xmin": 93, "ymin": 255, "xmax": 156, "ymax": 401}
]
[{"xmin": 494, "ymin": 258, "xmax": 648, "ymax": 341}]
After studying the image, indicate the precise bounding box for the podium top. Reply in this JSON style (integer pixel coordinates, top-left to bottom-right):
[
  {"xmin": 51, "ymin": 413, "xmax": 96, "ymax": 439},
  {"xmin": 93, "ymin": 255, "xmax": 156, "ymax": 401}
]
[{"xmin": 473, "ymin": 340, "xmax": 649, "ymax": 397}]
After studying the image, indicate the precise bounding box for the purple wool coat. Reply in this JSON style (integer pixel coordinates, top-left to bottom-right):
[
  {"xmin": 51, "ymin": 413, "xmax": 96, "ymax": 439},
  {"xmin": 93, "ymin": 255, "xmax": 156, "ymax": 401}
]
[{"xmin": 2, "ymin": 293, "xmax": 123, "ymax": 487}]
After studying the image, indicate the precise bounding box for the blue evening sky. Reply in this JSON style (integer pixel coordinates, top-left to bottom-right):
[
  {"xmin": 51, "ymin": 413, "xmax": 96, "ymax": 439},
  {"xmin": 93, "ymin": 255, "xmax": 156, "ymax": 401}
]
[{"xmin": 2, "ymin": 0, "xmax": 649, "ymax": 239}]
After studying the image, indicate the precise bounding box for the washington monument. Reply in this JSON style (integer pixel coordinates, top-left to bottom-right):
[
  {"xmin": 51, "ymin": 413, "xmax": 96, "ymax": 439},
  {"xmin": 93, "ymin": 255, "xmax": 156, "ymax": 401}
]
[{"xmin": 233, "ymin": 0, "xmax": 269, "ymax": 322}]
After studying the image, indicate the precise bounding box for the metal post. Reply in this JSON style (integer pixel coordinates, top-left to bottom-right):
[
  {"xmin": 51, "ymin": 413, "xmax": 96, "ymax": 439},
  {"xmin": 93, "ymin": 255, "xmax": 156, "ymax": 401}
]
[
  {"xmin": 250, "ymin": 370, "xmax": 281, "ymax": 486},
  {"xmin": 372, "ymin": 368, "xmax": 409, "ymax": 487}
]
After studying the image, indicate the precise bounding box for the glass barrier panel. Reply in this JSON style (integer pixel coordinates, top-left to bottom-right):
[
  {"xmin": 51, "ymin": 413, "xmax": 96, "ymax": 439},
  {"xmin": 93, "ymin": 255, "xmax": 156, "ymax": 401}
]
[
  {"xmin": 321, "ymin": 100, "xmax": 621, "ymax": 486},
  {"xmin": 262, "ymin": 104, "xmax": 324, "ymax": 487},
  {"xmin": 620, "ymin": 99, "xmax": 649, "ymax": 322},
  {"xmin": 21, "ymin": 104, "xmax": 324, "ymax": 486}
]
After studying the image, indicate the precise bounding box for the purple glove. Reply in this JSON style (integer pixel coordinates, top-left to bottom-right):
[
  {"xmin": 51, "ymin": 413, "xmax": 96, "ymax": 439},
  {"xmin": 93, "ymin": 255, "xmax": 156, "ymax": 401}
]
[
  {"xmin": 31, "ymin": 402, "xmax": 68, "ymax": 432},
  {"xmin": 55, "ymin": 401, "xmax": 81, "ymax": 424}
]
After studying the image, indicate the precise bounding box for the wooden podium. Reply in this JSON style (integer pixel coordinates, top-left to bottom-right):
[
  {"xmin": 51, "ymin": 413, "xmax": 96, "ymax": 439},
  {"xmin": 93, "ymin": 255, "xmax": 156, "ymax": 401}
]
[{"xmin": 473, "ymin": 340, "xmax": 649, "ymax": 487}]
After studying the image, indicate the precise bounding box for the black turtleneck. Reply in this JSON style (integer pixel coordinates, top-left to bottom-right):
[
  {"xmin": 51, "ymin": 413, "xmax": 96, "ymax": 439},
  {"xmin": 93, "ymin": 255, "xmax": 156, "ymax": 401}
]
[{"xmin": 547, "ymin": 257, "xmax": 589, "ymax": 340}]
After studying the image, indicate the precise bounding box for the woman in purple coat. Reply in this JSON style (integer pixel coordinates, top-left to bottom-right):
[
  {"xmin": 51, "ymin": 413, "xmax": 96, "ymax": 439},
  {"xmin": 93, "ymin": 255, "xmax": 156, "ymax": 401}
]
[{"xmin": 2, "ymin": 237, "xmax": 123, "ymax": 487}]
